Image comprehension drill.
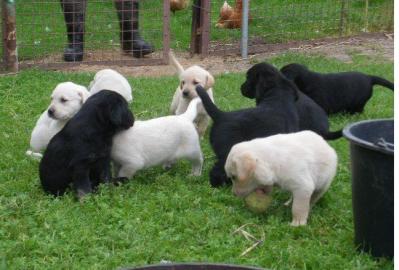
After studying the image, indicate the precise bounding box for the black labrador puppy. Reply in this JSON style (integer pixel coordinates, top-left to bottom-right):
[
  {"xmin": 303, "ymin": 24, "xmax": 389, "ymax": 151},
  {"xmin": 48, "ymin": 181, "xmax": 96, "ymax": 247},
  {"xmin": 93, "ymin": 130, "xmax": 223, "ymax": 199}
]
[
  {"xmin": 281, "ymin": 63, "xmax": 394, "ymax": 114},
  {"xmin": 295, "ymin": 91, "xmax": 342, "ymax": 140},
  {"xmin": 39, "ymin": 90, "xmax": 134, "ymax": 198},
  {"xmin": 242, "ymin": 66, "xmax": 342, "ymax": 140},
  {"xmin": 196, "ymin": 63, "xmax": 299, "ymax": 187}
]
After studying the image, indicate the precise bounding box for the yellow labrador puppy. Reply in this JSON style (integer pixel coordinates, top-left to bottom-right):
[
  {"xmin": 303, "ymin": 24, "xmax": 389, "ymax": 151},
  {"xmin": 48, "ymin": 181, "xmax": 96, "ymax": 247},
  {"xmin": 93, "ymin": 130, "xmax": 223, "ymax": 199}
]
[
  {"xmin": 225, "ymin": 131, "xmax": 337, "ymax": 226},
  {"xmin": 169, "ymin": 51, "xmax": 215, "ymax": 138},
  {"xmin": 26, "ymin": 82, "xmax": 90, "ymax": 158}
]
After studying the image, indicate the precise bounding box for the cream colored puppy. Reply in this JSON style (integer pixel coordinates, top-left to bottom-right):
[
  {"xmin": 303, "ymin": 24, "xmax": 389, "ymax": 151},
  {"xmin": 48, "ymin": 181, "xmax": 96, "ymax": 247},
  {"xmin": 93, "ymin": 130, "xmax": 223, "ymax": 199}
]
[
  {"xmin": 169, "ymin": 51, "xmax": 215, "ymax": 138},
  {"xmin": 225, "ymin": 131, "xmax": 337, "ymax": 226},
  {"xmin": 26, "ymin": 82, "xmax": 90, "ymax": 158},
  {"xmin": 112, "ymin": 98, "xmax": 203, "ymax": 179},
  {"xmin": 89, "ymin": 69, "xmax": 133, "ymax": 102}
]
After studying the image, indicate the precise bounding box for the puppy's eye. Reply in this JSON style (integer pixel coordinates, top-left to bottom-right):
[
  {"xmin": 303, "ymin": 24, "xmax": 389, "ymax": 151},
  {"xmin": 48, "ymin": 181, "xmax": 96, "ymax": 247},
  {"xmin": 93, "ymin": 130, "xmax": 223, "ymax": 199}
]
[
  {"xmin": 60, "ymin": 98, "xmax": 68, "ymax": 103},
  {"xmin": 193, "ymin": 80, "xmax": 199, "ymax": 85}
]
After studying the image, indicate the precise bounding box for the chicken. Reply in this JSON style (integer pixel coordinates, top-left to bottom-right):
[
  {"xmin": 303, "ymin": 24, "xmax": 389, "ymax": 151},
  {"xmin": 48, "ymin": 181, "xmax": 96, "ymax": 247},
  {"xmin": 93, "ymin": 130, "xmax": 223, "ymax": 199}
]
[
  {"xmin": 170, "ymin": 0, "xmax": 189, "ymax": 13},
  {"xmin": 215, "ymin": 0, "xmax": 250, "ymax": 29}
]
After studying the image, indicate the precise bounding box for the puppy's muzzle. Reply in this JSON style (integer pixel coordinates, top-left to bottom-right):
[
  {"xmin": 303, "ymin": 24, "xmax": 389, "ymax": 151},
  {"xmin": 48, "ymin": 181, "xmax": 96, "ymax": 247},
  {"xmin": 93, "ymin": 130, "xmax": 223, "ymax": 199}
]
[
  {"xmin": 47, "ymin": 108, "xmax": 55, "ymax": 118},
  {"xmin": 182, "ymin": 89, "xmax": 190, "ymax": 98}
]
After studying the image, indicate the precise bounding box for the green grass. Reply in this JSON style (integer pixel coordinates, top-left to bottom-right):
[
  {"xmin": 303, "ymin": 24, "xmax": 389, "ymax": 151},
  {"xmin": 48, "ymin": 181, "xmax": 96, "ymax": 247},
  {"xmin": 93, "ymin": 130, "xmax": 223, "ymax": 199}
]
[
  {"xmin": 13, "ymin": 0, "xmax": 393, "ymax": 60},
  {"xmin": 0, "ymin": 53, "xmax": 394, "ymax": 269}
]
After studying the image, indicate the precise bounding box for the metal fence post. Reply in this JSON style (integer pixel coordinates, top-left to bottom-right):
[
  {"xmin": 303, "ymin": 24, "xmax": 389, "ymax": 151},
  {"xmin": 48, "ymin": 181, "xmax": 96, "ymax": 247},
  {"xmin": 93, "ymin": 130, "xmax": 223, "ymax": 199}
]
[
  {"xmin": 241, "ymin": 0, "xmax": 249, "ymax": 59},
  {"xmin": 2, "ymin": 0, "xmax": 18, "ymax": 72},
  {"xmin": 364, "ymin": 0, "xmax": 369, "ymax": 32}
]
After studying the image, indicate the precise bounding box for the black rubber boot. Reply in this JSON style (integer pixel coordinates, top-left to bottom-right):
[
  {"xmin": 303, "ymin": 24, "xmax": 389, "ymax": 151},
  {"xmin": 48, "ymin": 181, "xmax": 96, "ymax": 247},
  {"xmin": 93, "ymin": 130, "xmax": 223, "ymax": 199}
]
[
  {"xmin": 60, "ymin": 0, "xmax": 86, "ymax": 62},
  {"xmin": 115, "ymin": 0, "xmax": 154, "ymax": 58}
]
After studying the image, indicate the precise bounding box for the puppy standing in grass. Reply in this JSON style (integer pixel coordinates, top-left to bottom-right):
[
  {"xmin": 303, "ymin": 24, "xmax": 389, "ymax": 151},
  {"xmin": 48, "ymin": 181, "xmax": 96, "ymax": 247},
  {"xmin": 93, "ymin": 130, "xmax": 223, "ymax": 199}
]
[
  {"xmin": 40, "ymin": 90, "xmax": 134, "ymax": 198},
  {"xmin": 169, "ymin": 51, "xmax": 215, "ymax": 138},
  {"xmin": 225, "ymin": 131, "xmax": 337, "ymax": 226},
  {"xmin": 281, "ymin": 63, "xmax": 394, "ymax": 114},
  {"xmin": 27, "ymin": 82, "xmax": 90, "ymax": 158},
  {"xmin": 196, "ymin": 63, "xmax": 300, "ymax": 187},
  {"xmin": 112, "ymin": 98, "xmax": 203, "ymax": 180}
]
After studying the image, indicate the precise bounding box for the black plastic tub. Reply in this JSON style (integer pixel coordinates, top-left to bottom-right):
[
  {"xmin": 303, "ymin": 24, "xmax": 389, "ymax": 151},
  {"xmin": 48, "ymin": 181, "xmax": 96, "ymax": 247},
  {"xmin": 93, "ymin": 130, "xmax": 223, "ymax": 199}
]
[
  {"xmin": 124, "ymin": 263, "xmax": 265, "ymax": 270},
  {"xmin": 343, "ymin": 119, "xmax": 394, "ymax": 258}
]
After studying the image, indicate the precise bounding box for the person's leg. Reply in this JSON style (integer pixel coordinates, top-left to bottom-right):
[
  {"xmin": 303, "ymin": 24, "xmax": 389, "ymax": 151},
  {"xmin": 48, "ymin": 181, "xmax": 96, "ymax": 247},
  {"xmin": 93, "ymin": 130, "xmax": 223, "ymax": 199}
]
[
  {"xmin": 60, "ymin": 0, "xmax": 87, "ymax": 62},
  {"xmin": 114, "ymin": 0, "xmax": 154, "ymax": 58}
]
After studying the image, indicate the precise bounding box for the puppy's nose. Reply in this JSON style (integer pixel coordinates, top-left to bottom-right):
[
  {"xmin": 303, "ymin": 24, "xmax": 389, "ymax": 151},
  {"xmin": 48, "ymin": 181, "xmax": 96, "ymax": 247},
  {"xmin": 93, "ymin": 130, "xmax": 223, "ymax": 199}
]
[
  {"xmin": 182, "ymin": 90, "xmax": 189, "ymax": 97},
  {"xmin": 47, "ymin": 108, "xmax": 55, "ymax": 117}
]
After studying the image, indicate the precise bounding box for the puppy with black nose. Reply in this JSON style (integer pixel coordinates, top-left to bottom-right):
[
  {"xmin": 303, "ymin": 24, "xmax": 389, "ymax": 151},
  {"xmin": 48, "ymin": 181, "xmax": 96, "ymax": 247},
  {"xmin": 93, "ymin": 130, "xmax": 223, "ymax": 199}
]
[
  {"xmin": 27, "ymin": 82, "xmax": 90, "ymax": 158},
  {"xmin": 39, "ymin": 90, "xmax": 134, "ymax": 198},
  {"xmin": 280, "ymin": 63, "xmax": 394, "ymax": 114},
  {"xmin": 241, "ymin": 64, "xmax": 343, "ymax": 140},
  {"xmin": 169, "ymin": 51, "xmax": 215, "ymax": 138},
  {"xmin": 196, "ymin": 63, "xmax": 299, "ymax": 187}
]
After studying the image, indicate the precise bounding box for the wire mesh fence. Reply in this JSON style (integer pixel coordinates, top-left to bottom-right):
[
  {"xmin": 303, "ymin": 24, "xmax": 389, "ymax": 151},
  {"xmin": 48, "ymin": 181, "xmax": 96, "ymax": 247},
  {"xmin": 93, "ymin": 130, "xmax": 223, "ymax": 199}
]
[
  {"xmin": 3, "ymin": 0, "xmax": 170, "ymax": 71},
  {"xmin": 0, "ymin": 0, "xmax": 394, "ymax": 72},
  {"xmin": 208, "ymin": 0, "xmax": 394, "ymax": 55}
]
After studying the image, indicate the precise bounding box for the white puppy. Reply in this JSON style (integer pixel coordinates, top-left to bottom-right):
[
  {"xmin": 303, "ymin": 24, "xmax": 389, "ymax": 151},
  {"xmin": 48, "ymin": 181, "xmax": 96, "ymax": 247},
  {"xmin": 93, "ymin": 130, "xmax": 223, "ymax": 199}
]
[
  {"xmin": 27, "ymin": 82, "xmax": 90, "ymax": 158},
  {"xmin": 89, "ymin": 69, "xmax": 133, "ymax": 102},
  {"xmin": 225, "ymin": 131, "xmax": 337, "ymax": 226},
  {"xmin": 112, "ymin": 98, "xmax": 203, "ymax": 179},
  {"xmin": 169, "ymin": 51, "xmax": 215, "ymax": 138}
]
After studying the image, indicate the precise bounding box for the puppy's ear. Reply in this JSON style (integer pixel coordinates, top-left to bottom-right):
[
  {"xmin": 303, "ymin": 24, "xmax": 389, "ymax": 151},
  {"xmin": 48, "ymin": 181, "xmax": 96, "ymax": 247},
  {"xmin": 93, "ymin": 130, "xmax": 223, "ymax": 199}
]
[
  {"xmin": 255, "ymin": 75, "xmax": 271, "ymax": 101},
  {"xmin": 110, "ymin": 100, "xmax": 134, "ymax": 129},
  {"xmin": 237, "ymin": 153, "xmax": 256, "ymax": 184},
  {"xmin": 291, "ymin": 85, "xmax": 299, "ymax": 101},
  {"xmin": 204, "ymin": 72, "xmax": 215, "ymax": 89},
  {"xmin": 78, "ymin": 87, "xmax": 90, "ymax": 104}
]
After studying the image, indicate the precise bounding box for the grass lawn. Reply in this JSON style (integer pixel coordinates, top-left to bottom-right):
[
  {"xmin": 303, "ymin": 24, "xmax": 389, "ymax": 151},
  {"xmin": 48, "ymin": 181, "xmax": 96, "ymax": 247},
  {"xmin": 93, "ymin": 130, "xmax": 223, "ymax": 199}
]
[
  {"xmin": 0, "ymin": 53, "xmax": 394, "ymax": 269},
  {"xmin": 14, "ymin": 0, "xmax": 393, "ymax": 60}
]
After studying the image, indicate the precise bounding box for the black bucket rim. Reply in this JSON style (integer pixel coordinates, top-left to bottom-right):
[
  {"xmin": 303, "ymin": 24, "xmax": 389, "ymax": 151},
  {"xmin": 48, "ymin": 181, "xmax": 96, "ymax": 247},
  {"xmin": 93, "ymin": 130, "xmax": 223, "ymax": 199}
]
[
  {"xmin": 122, "ymin": 263, "xmax": 266, "ymax": 270},
  {"xmin": 343, "ymin": 118, "xmax": 394, "ymax": 156}
]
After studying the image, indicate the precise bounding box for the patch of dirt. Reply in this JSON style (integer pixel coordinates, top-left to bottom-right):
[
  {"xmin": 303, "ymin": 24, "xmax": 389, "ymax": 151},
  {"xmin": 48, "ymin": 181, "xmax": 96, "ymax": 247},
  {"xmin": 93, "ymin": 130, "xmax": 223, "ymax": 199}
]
[{"xmin": 28, "ymin": 32, "xmax": 393, "ymax": 78}]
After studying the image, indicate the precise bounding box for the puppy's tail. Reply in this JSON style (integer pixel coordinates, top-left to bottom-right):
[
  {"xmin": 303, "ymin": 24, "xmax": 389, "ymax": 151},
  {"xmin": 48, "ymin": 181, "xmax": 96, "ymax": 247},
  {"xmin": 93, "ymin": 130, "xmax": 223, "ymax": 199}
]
[
  {"xmin": 195, "ymin": 85, "xmax": 223, "ymax": 121},
  {"xmin": 181, "ymin": 98, "xmax": 201, "ymax": 122},
  {"xmin": 169, "ymin": 50, "xmax": 184, "ymax": 75},
  {"xmin": 370, "ymin": 75, "xmax": 394, "ymax": 91},
  {"xmin": 25, "ymin": 149, "xmax": 43, "ymax": 160},
  {"xmin": 323, "ymin": 129, "xmax": 343, "ymax": 141}
]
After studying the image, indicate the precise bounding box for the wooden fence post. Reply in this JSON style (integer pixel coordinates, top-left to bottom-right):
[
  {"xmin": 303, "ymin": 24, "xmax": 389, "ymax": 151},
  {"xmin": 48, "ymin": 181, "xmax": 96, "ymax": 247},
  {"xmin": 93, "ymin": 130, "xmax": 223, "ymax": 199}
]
[
  {"xmin": 2, "ymin": 0, "xmax": 18, "ymax": 72},
  {"xmin": 339, "ymin": 0, "xmax": 349, "ymax": 37},
  {"xmin": 163, "ymin": 0, "xmax": 171, "ymax": 64},
  {"xmin": 190, "ymin": 0, "xmax": 210, "ymax": 56}
]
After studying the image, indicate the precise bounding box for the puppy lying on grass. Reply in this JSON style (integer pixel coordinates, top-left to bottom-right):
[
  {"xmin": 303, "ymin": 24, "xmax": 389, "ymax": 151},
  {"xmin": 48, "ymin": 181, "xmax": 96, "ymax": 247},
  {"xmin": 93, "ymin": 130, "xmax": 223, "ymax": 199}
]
[
  {"xmin": 225, "ymin": 131, "xmax": 337, "ymax": 226},
  {"xmin": 40, "ymin": 90, "xmax": 134, "ymax": 198},
  {"xmin": 281, "ymin": 63, "xmax": 394, "ymax": 114},
  {"xmin": 26, "ymin": 82, "xmax": 90, "ymax": 159},
  {"xmin": 169, "ymin": 51, "xmax": 215, "ymax": 138},
  {"xmin": 112, "ymin": 98, "xmax": 203, "ymax": 180}
]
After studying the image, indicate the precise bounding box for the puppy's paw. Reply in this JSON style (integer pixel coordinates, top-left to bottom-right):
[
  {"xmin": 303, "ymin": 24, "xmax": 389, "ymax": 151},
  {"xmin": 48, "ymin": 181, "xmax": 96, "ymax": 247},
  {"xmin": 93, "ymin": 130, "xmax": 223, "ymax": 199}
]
[
  {"xmin": 290, "ymin": 218, "xmax": 307, "ymax": 227},
  {"xmin": 162, "ymin": 162, "xmax": 175, "ymax": 170},
  {"xmin": 190, "ymin": 170, "xmax": 202, "ymax": 177},
  {"xmin": 112, "ymin": 177, "xmax": 129, "ymax": 186},
  {"xmin": 284, "ymin": 197, "xmax": 292, "ymax": 207},
  {"xmin": 76, "ymin": 189, "xmax": 90, "ymax": 203}
]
